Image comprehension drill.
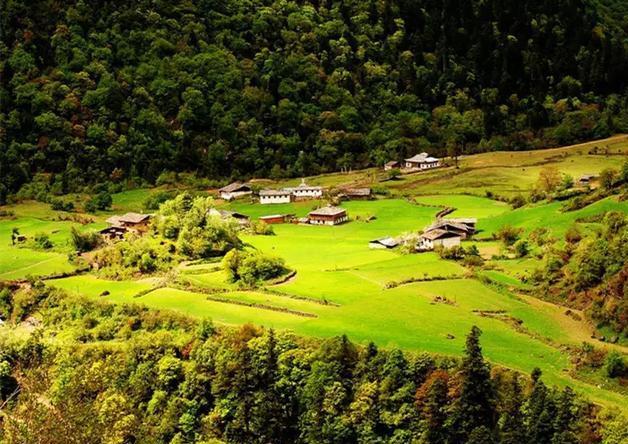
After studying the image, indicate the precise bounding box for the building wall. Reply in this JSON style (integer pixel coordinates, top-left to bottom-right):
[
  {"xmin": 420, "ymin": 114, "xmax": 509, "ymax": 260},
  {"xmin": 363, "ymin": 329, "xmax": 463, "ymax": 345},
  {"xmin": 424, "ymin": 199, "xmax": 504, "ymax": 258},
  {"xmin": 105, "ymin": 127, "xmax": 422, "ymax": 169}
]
[
  {"xmin": 309, "ymin": 214, "xmax": 347, "ymax": 225},
  {"xmin": 260, "ymin": 194, "xmax": 291, "ymax": 204},
  {"xmin": 435, "ymin": 236, "xmax": 461, "ymax": 248},
  {"xmin": 221, "ymin": 190, "xmax": 251, "ymax": 200}
]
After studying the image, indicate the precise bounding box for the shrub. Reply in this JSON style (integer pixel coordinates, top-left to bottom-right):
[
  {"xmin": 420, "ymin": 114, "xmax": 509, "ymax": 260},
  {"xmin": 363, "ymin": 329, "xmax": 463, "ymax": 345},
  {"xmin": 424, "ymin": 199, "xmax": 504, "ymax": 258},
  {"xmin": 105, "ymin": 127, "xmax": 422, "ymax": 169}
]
[
  {"xmin": 564, "ymin": 226, "xmax": 582, "ymax": 244},
  {"xmin": 495, "ymin": 225, "xmax": 523, "ymax": 246},
  {"xmin": 33, "ymin": 233, "xmax": 53, "ymax": 249},
  {"xmin": 50, "ymin": 198, "xmax": 75, "ymax": 212},
  {"xmin": 513, "ymin": 240, "xmax": 529, "ymax": 258},
  {"xmin": 85, "ymin": 191, "xmax": 112, "ymax": 212},
  {"xmin": 605, "ymin": 351, "xmax": 626, "ymax": 378},
  {"xmin": 509, "ymin": 194, "xmax": 526, "ymax": 209},
  {"xmin": 250, "ymin": 220, "xmax": 274, "ymax": 235},
  {"xmin": 70, "ymin": 227, "xmax": 102, "ymax": 252},
  {"xmin": 436, "ymin": 245, "xmax": 465, "ymax": 260},
  {"xmin": 599, "ymin": 168, "xmax": 617, "ymax": 190},
  {"xmin": 143, "ymin": 191, "xmax": 175, "ymax": 210},
  {"xmin": 223, "ymin": 250, "xmax": 288, "ymax": 287},
  {"xmin": 387, "ymin": 168, "xmax": 401, "ymax": 180}
]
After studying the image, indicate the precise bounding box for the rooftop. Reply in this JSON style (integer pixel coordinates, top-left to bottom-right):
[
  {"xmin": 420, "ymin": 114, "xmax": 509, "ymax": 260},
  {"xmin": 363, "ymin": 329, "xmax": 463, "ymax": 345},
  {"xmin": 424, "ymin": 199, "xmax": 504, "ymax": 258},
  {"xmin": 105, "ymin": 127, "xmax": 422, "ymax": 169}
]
[
  {"xmin": 309, "ymin": 205, "xmax": 347, "ymax": 217},
  {"xmin": 260, "ymin": 189, "xmax": 292, "ymax": 196},
  {"xmin": 106, "ymin": 212, "xmax": 151, "ymax": 226},
  {"xmin": 405, "ymin": 153, "xmax": 439, "ymax": 163},
  {"xmin": 219, "ymin": 182, "xmax": 251, "ymax": 193},
  {"xmin": 421, "ymin": 229, "xmax": 462, "ymax": 240},
  {"xmin": 370, "ymin": 237, "xmax": 399, "ymax": 247},
  {"xmin": 343, "ymin": 188, "xmax": 371, "ymax": 196}
]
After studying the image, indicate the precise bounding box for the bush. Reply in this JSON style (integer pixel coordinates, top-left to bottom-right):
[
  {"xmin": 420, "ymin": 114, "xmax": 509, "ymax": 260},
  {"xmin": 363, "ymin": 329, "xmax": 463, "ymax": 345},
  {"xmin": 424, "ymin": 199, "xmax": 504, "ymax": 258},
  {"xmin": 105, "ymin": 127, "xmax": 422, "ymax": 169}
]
[
  {"xmin": 70, "ymin": 227, "xmax": 102, "ymax": 252},
  {"xmin": 436, "ymin": 245, "xmax": 465, "ymax": 260},
  {"xmin": 495, "ymin": 225, "xmax": 523, "ymax": 246},
  {"xmin": 250, "ymin": 220, "xmax": 274, "ymax": 235},
  {"xmin": 509, "ymin": 194, "xmax": 526, "ymax": 209},
  {"xmin": 33, "ymin": 233, "xmax": 53, "ymax": 250},
  {"xmin": 605, "ymin": 351, "xmax": 626, "ymax": 378},
  {"xmin": 387, "ymin": 168, "xmax": 401, "ymax": 180},
  {"xmin": 143, "ymin": 191, "xmax": 176, "ymax": 211},
  {"xmin": 513, "ymin": 240, "xmax": 529, "ymax": 258},
  {"xmin": 85, "ymin": 191, "xmax": 112, "ymax": 213},
  {"xmin": 50, "ymin": 198, "xmax": 75, "ymax": 212},
  {"xmin": 223, "ymin": 250, "xmax": 288, "ymax": 287}
]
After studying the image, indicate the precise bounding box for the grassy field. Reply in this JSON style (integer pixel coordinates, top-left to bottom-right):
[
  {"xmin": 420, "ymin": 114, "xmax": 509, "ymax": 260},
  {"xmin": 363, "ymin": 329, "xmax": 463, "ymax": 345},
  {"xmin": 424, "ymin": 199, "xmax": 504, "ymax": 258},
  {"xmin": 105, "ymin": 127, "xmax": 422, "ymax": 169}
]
[{"xmin": 2, "ymin": 135, "xmax": 627, "ymax": 409}]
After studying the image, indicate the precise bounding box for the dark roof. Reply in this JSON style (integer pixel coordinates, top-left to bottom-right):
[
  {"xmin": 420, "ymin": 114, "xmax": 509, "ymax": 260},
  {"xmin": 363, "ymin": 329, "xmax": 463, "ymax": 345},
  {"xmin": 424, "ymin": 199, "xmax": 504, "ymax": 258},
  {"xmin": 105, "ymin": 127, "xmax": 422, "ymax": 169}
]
[
  {"xmin": 369, "ymin": 237, "xmax": 399, "ymax": 247},
  {"xmin": 219, "ymin": 182, "xmax": 251, "ymax": 193},
  {"xmin": 421, "ymin": 229, "xmax": 461, "ymax": 240},
  {"xmin": 99, "ymin": 226, "xmax": 127, "ymax": 234},
  {"xmin": 427, "ymin": 220, "xmax": 473, "ymax": 233},
  {"xmin": 308, "ymin": 206, "xmax": 347, "ymax": 217}
]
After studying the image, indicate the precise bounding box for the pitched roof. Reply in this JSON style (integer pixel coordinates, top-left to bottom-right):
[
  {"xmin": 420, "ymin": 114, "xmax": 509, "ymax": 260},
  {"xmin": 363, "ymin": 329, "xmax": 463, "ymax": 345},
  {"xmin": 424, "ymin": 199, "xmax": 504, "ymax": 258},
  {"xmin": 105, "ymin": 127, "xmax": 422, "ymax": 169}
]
[
  {"xmin": 405, "ymin": 153, "xmax": 439, "ymax": 163},
  {"xmin": 209, "ymin": 208, "xmax": 249, "ymax": 219},
  {"xmin": 105, "ymin": 215, "xmax": 123, "ymax": 226},
  {"xmin": 344, "ymin": 188, "xmax": 371, "ymax": 196},
  {"xmin": 427, "ymin": 220, "xmax": 473, "ymax": 233},
  {"xmin": 421, "ymin": 229, "xmax": 461, "ymax": 240},
  {"xmin": 259, "ymin": 214, "xmax": 286, "ymax": 220},
  {"xmin": 119, "ymin": 212, "xmax": 151, "ymax": 224},
  {"xmin": 260, "ymin": 189, "xmax": 291, "ymax": 196},
  {"xmin": 369, "ymin": 237, "xmax": 399, "ymax": 247},
  {"xmin": 308, "ymin": 206, "xmax": 346, "ymax": 217},
  {"xmin": 444, "ymin": 217, "xmax": 477, "ymax": 225},
  {"xmin": 385, "ymin": 160, "xmax": 400, "ymax": 166},
  {"xmin": 219, "ymin": 182, "xmax": 251, "ymax": 193}
]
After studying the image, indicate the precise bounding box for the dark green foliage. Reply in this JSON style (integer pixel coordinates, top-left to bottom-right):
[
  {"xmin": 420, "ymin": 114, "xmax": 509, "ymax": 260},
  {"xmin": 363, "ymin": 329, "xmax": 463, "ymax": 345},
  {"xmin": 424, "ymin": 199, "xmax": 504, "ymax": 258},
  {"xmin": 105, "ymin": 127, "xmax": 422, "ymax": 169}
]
[
  {"xmin": 223, "ymin": 249, "xmax": 288, "ymax": 287},
  {"xmin": 85, "ymin": 191, "xmax": 112, "ymax": 213},
  {"xmin": 70, "ymin": 227, "xmax": 101, "ymax": 252},
  {"xmin": 50, "ymin": 198, "xmax": 74, "ymax": 212},
  {"xmin": 33, "ymin": 232, "xmax": 53, "ymax": 250},
  {"xmin": 605, "ymin": 351, "xmax": 626, "ymax": 378},
  {"xmin": 1, "ymin": 0, "xmax": 628, "ymax": 200},
  {"xmin": 495, "ymin": 225, "xmax": 523, "ymax": 246},
  {"xmin": 0, "ymin": 287, "xmax": 603, "ymax": 442}
]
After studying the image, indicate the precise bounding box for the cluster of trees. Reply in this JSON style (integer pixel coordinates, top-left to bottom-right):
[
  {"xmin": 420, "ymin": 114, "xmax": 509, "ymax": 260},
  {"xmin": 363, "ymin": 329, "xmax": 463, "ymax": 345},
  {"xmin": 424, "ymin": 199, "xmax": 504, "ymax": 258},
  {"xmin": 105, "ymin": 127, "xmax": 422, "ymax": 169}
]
[
  {"xmin": 1, "ymin": 284, "xmax": 620, "ymax": 443},
  {"xmin": 2, "ymin": 0, "xmax": 628, "ymax": 202},
  {"xmin": 532, "ymin": 211, "xmax": 627, "ymax": 336},
  {"xmin": 223, "ymin": 249, "xmax": 288, "ymax": 287}
]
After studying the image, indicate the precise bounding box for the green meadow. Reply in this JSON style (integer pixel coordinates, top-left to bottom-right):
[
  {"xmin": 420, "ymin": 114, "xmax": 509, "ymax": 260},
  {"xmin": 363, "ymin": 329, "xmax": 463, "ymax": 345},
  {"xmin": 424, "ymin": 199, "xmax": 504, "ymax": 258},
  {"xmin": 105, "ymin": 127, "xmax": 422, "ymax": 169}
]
[{"xmin": 1, "ymin": 136, "xmax": 627, "ymax": 408}]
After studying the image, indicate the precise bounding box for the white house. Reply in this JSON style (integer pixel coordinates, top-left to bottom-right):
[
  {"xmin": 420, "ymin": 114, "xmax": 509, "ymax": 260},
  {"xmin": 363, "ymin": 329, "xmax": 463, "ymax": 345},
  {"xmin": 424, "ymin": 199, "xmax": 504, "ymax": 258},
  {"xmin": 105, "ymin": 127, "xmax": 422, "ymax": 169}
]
[
  {"xmin": 259, "ymin": 189, "xmax": 292, "ymax": 204},
  {"xmin": 285, "ymin": 179, "xmax": 323, "ymax": 200},
  {"xmin": 219, "ymin": 182, "xmax": 252, "ymax": 200},
  {"xmin": 404, "ymin": 153, "xmax": 440, "ymax": 170},
  {"xmin": 417, "ymin": 229, "xmax": 461, "ymax": 251}
]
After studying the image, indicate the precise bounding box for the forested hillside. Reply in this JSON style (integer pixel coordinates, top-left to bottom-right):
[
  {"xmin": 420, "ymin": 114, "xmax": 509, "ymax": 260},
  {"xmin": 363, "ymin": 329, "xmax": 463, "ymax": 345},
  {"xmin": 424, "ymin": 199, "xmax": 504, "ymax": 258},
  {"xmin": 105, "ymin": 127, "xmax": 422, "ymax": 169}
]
[
  {"xmin": 1, "ymin": 0, "xmax": 628, "ymax": 200},
  {"xmin": 0, "ymin": 285, "xmax": 619, "ymax": 443}
]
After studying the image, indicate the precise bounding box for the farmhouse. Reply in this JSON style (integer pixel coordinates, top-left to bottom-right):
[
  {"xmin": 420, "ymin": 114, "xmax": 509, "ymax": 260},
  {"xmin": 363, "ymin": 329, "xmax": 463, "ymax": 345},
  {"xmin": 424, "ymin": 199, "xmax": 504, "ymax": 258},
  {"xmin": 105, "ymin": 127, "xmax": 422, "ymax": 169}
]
[
  {"xmin": 308, "ymin": 206, "xmax": 348, "ymax": 225},
  {"xmin": 384, "ymin": 160, "xmax": 400, "ymax": 171},
  {"xmin": 286, "ymin": 179, "xmax": 323, "ymax": 200},
  {"xmin": 404, "ymin": 153, "xmax": 440, "ymax": 170},
  {"xmin": 577, "ymin": 174, "xmax": 597, "ymax": 186},
  {"xmin": 208, "ymin": 208, "xmax": 250, "ymax": 226},
  {"xmin": 259, "ymin": 214, "xmax": 289, "ymax": 224},
  {"xmin": 417, "ymin": 229, "xmax": 462, "ymax": 251},
  {"xmin": 426, "ymin": 220, "xmax": 474, "ymax": 239},
  {"xmin": 99, "ymin": 226, "xmax": 127, "ymax": 242},
  {"xmin": 369, "ymin": 237, "xmax": 399, "ymax": 249},
  {"xmin": 219, "ymin": 182, "xmax": 252, "ymax": 201},
  {"xmin": 259, "ymin": 189, "xmax": 292, "ymax": 204},
  {"xmin": 341, "ymin": 188, "xmax": 372, "ymax": 200},
  {"xmin": 442, "ymin": 218, "xmax": 477, "ymax": 233},
  {"xmin": 106, "ymin": 212, "xmax": 152, "ymax": 233}
]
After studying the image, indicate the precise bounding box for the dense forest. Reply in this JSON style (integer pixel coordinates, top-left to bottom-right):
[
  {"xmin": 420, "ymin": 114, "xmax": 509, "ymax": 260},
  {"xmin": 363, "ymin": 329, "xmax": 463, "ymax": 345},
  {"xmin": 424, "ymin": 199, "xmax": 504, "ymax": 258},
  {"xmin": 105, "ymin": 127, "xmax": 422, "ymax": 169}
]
[
  {"xmin": 1, "ymin": 284, "xmax": 624, "ymax": 443},
  {"xmin": 2, "ymin": 0, "xmax": 628, "ymax": 202}
]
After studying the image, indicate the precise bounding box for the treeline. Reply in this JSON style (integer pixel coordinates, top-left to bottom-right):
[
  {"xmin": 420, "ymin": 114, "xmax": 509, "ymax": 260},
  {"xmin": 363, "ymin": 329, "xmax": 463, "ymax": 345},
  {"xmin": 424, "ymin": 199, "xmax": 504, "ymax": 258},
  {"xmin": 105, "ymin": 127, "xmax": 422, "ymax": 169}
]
[
  {"xmin": 0, "ymin": 284, "xmax": 621, "ymax": 443},
  {"xmin": 2, "ymin": 0, "xmax": 628, "ymax": 202}
]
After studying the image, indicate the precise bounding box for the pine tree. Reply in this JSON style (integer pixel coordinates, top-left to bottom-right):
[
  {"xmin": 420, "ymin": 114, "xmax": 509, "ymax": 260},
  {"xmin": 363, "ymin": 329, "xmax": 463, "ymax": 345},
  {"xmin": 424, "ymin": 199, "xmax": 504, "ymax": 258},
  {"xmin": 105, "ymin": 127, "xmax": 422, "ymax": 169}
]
[
  {"xmin": 422, "ymin": 373, "xmax": 449, "ymax": 444},
  {"xmin": 500, "ymin": 374, "xmax": 526, "ymax": 444},
  {"xmin": 525, "ymin": 368, "xmax": 557, "ymax": 444},
  {"xmin": 449, "ymin": 326, "xmax": 497, "ymax": 442}
]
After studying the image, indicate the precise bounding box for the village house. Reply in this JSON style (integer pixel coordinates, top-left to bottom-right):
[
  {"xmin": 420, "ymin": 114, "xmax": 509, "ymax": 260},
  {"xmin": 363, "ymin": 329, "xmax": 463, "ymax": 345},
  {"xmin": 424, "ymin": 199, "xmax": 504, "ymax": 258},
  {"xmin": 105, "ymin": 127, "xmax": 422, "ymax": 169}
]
[
  {"xmin": 442, "ymin": 218, "xmax": 477, "ymax": 234},
  {"xmin": 404, "ymin": 153, "xmax": 440, "ymax": 170},
  {"xmin": 99, "ymin": 225, "xmax": 128, "ymax": 242},
  {"xmin": 426, "ymin": 219, "xmax": 474, "ymax": 239},
  {"xmin": 259, "ymin": 214, "xmax": 289, "ymax": 224},
  {"xmin": 218, "ymin": 182, "xmax": 253, "ymax": 201},
  {"xmin": 208, "ymin": 208, "xmax": 250, "ymax": 226},
  {"xmin": 577, "ymin": 174, "xmax": 597, "ymax": 187},
  {"xmin": 369, "ymin": 237, "xmax": 399, "ymax": 249},
  {"xmin": 308, "ymin": 206, "xmax": 348, "ymax": 226},
  {"xmin": 384, "ymin": 160, "xmax": 400, "ymax": 171},
  {"xmin": 417, "ymin": 229, "xmax": 462, "ymax": 251},
  {"xmin": 105, "ymin": 212, "xmax": 152, "ymax": 232},
  {"xmin": 286, "ymin": 179, "xmax": 323, "ymax": 200},
  {"xmin": 341, "ymin": 188, "xmax": 372, "ymax": 200},
  {"xmin": 259, "ymin": 189, "xmax": 292, "ymax": 204}
]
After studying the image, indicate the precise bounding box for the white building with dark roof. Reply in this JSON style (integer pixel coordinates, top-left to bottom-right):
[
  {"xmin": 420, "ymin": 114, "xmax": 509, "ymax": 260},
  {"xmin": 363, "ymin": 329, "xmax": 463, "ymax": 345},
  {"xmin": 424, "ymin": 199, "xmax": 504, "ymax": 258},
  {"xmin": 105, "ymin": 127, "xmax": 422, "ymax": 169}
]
[{"xmin": 404, "ymin": 153, "xmax": 440, "ymax": 170}]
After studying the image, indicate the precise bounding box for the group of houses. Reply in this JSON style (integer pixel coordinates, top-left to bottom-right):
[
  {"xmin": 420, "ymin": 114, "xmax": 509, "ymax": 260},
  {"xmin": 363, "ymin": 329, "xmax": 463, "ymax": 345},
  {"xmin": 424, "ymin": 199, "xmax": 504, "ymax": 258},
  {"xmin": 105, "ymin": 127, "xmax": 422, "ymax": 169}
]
[
  {"xmin": 416, "ymin": 218, "xmax": 476, "ymax": 251},
  {"xmin": 219, "ymin": 179, "xmax": 372, "ymax": 204},
  {"xmin": 385, "ymin": 152, "xmax": 441, "ymax": 172}
]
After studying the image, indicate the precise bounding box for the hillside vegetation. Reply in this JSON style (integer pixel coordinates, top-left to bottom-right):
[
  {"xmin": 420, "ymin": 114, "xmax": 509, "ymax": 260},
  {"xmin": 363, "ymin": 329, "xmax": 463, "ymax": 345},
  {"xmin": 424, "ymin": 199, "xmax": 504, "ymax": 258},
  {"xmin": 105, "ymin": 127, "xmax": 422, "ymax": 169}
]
[{"xmin": 2, "ymin": 0, "xmax": 628, "ymax": 201}]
